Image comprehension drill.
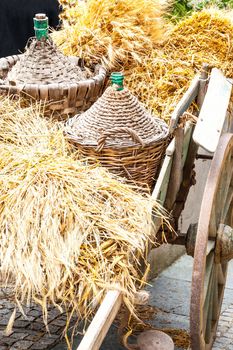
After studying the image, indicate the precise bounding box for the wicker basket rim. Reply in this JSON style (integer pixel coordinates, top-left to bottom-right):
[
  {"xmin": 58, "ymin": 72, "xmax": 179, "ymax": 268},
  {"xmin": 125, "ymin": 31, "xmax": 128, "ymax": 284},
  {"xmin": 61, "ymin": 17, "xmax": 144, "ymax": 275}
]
[
  {"xmin": 65, "ymin": 84, "xmax": 169, "ymax": 148},
  {"xmin": 66, "ymin": 129, "xmax": 169, "ymax": 150},
  {"xmin": 0, "ymin": 55, "xmax": 106, "ymax": 88},
  {"xmin": 0, "ymin": 78, "xmax": 105, "ymax": 89}
]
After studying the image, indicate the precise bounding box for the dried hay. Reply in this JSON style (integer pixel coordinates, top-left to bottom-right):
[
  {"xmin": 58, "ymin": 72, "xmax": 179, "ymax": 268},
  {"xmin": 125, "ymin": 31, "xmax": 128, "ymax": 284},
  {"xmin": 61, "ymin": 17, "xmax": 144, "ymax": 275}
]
[
  {"xmin": 0, "ymin": 98, "xmax": 167, "ymax": 345},
  {"xmin": 164, "ymin": 8, "xmax": 233, "ymax": 75},
  {"xmin": 55, "ymin": 7, "xmax": 233, "ymax": 121},
  {"xmin": 127, "ymin": 8, "xmax": 233, "ymax": 121},
  {"xmin": 115, "ymin": 304, "xmax": 190, "ymax": 349},
  {"xmin": 126, "ymin": 50, "xmax": 193, "ymax": 122},
  {"xmin": 54, "ymin": 0, "xmax": 165, "ymax": 69},
  {"xmin": 163, "ymin": 328, "xmax": 190, "ymax": 348}
]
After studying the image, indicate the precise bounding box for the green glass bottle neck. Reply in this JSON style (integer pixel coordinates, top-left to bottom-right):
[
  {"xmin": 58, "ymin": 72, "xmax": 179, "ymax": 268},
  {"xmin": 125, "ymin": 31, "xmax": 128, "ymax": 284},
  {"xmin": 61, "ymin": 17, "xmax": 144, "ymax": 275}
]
[
  {"xmin": 33, "ymin": 14, "xmax": 48, "ymax": 41},
  {"xmin": 110, "ymin": 72, "xmax": 124, "ymax": 91}
]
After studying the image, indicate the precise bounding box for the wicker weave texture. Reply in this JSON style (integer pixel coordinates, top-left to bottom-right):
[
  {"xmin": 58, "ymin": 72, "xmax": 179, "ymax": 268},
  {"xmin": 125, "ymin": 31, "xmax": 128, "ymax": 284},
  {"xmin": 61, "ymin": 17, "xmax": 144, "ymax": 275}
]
[
  {"xmin": 7, "ymin": 39, "xmax": 87, "ymax": 85},
  {"xmin": 69, "ymin": 140, "xmax": 168, "ymax": 190},
  {"xmin": 66, "ymin": 86, "xmax": 169, "ymax": 189},
  {"xmin": 66, "ymin": 86, "xmax": 168, "ymax": 147},
  {"xmin": 0, "ymin": 39, "xmax": 107, "ymax": 117}
]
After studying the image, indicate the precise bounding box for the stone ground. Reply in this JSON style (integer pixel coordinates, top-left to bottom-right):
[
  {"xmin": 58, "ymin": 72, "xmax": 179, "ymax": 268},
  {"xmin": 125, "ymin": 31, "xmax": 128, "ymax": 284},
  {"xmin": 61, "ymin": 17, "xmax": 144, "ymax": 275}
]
[
  {"xmin": 1, "ymin": 256, "xmax": 233, "ymax": 349},
  {"xmin": 54, "ymin": 255, "xmax": 233, "ymax": 350},
  {"xmin": 0, "ymin": 289, "xmax": 71, "ymax": 350},
  {"xmin": 146, "ymin": 255, "xmax": 233, "ymax": 350}
]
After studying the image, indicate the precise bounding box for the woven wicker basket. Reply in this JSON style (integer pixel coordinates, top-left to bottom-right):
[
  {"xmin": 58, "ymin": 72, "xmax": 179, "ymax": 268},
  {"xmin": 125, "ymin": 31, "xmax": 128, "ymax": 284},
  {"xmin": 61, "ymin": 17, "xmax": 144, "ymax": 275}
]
[
  {"xmin": 66, "ymin": 73, "xmax": 169, "ymax": 190},
  {"xmin": 0, "ymin": 14, "xmax": 107, "ymax": 118}
]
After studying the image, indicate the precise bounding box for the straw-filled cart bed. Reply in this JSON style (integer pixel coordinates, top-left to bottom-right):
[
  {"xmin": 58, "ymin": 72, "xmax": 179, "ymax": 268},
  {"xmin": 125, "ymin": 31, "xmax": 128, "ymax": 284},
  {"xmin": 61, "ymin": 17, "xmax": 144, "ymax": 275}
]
[
  {"xmin": 1, "ymin": 3, "xmax": 233, "ymax": 349},
  {"xmin": 0, "ymin": 97, "xmax": 168, "ymax": 347}
]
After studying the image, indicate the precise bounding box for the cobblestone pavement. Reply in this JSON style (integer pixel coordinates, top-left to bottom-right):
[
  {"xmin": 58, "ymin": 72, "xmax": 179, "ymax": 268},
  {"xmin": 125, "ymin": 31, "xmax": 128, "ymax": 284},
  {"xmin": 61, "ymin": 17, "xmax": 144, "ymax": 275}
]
[
  {"xmin": 0, "ymin": 287, "xmax": 120, "ymax": 350},
  {"xmin": 147, "ymin": 255, "xmax": 233, "ymax": 350},
  {"xmin": 0, "ymin": 287, "xmax": 70, "ymax": 350},
  {"xmin": 1, "ymin": 255, "xmax": 233, "ymax": 349},
  {"xmin": 214, "ymin": 306, "xmax": 233, "ymax": 350}
]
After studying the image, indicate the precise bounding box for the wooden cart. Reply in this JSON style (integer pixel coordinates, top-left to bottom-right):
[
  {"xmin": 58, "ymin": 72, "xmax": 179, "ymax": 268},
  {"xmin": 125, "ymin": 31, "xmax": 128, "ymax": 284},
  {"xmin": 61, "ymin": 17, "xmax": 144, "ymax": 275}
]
[{"xmin": 76, "ymin": 66, "xmax": 233, "ymax": 350}]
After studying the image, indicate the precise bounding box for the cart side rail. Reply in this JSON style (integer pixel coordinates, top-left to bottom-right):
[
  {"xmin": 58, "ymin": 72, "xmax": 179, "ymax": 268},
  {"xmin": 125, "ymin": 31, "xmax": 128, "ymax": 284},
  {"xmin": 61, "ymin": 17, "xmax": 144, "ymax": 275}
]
[
  {"xmin": 169, "ymin": 75, "xmax": 200, "ymax": 133},
  {"xmin": 193, "ymin": 68, "xmax": 232, "ymax": 153},
  {"xmin": 77, "ymin": 288, "xmax": 122, "ymax": 350},
  {"xmin": 152, "ymin": 122, "xmax": 193, "ymax": 206}
]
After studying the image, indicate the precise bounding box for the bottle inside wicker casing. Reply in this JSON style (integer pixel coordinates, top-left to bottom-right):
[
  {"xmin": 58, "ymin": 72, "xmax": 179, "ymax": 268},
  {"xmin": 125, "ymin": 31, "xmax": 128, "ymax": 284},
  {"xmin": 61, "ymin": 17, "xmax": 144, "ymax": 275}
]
[
  {"xmin": 66, "ymin": 72, "xmax": 169, "ymax": 191},
  {"xmin": 0, "ymin": 13, "xmax": 107, "ymax": 119}
]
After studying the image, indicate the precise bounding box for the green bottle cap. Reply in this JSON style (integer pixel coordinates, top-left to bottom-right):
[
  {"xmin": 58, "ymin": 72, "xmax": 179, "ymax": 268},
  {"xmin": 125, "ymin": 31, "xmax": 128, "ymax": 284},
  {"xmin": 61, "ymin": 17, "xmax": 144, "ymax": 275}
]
[
  {"xmin": 110, "ymin": 72, "xmax": 124, "ymax": 91},
  {"xmin": 33, "ymin": 13, "xmax": 48, "ymax": 41}
]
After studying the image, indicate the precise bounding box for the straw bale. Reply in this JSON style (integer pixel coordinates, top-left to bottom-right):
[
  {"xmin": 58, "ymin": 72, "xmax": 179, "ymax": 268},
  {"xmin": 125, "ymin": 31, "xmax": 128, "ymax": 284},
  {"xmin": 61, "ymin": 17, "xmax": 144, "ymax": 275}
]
[
  {"xmin": 0, "ymin": 98, "xmax": 167, "ymax": 344},
  {"xmin": 126, "ymin": 49, "xmax": 192, "ymax": 122},
  {"xmin": 128, "ymin": 8, "xmax": 233, "ymax": 121},
  {"xmin": 54, "ymin": 6, "xmax": 233, "ymax": 121},
  {"xmin": 164, "ymin": 8, "xmax": 233, "ymax": 75},
  {"xmin": 54, "ymin": 0, "xmax": 165, "ymax": 69}
]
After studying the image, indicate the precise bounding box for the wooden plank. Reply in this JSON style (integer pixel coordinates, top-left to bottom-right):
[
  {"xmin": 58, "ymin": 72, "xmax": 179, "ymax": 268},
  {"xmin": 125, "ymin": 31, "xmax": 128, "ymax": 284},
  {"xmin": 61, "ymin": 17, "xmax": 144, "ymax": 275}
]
[
  {"xmin": 166, "ymin": 138, "xmax": 175, "ymax": 156},
  {"xmin": 169, "ymin": 75, "xmax": 200, "ymax": 133},
  {"xmin": 167, "ymin": 123, "xmax": 192, "ymax": 159},
  {"xmin": 77, "ymin": 289, "xmax": 122, "ymax": 350},
  {"xmin": 172, "ymin": 124, "xmax": 197, "ymax": 220},
  {"xmin": 197, "ymin": 63, "xmax": 209, "ymax": 109},
  {"xmin": 152, "ymin": 154, "xmax": 173, "ymax": 205},
  {"xmin": 181, "ymin": 123, "xmax": 193, "ymax": 167},
  {"xmin": 164, "ymin": 127, "xmax": 184, "ymax": 211},
  {"xmin": 193, "ymin": 68, "xmax": 232, "ymax": 153},
  {"xmin": 153, "ymin": 123, "xmax": 193, "ymax": 205}
]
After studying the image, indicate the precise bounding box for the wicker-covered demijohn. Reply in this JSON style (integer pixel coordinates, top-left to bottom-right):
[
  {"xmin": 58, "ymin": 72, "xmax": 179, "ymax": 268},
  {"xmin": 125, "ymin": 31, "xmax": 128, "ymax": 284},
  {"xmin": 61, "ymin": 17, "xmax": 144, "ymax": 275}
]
[
  {"xmin": 66, "ymin": 72, "xmax": 169, "ymax": 190},
  {"xmin": 0, "ymin": 14, "xmax": 107, "ymax": 117}
]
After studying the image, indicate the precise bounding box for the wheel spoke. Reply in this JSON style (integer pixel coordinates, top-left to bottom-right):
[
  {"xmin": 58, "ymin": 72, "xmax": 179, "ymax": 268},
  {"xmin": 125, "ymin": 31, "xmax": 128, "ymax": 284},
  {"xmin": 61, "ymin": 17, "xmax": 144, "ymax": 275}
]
[
  {"xmin": 218, "ymin": 264, "xmax": 226, "ymax": 285},
  {"xmin": 203, "ymin": 252, "xmax": 214, "ymax": 301},
  {"xmin": 205, "ymin": 279, "xmax": 214, "ymax": 344},
  {"xmin": 203, "ymin": 260, "xmax": 215, "ymax": 343},
  {"xmin": 206, "ymin": 241, "xmax": 215, "ymax": 256},
  {"xmin": 222, "ymin": 186, "xmax": 233, "ymax": 223},
  {"xmin": 210, "ymin": 153, "xmax": 233, "ymax": 237},
  {"xmin": 225, "ymin": 209, "xmax": 233, "ymax": 228},
  {"xmin": 219, "ymin": 155, "xmax": 233, "ymax": 219},
  {"xmin": 209, "ymin": 208, "xmax": 218, "ymax": 238},
  {"xmin": 212, "ymin": 268, "xmax": 219, "ymax": 321}
]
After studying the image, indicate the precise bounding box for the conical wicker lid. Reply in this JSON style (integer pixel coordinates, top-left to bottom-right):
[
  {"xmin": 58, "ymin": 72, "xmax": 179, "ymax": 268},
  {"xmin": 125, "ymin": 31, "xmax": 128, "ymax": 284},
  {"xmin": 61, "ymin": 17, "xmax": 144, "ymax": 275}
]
[
  {"xmin": 6, "ymin": 14, "xmax": 88, "ymax": 85},
  {"xmin": 6, "ymin": 38, "xmax": 88, "ymax": 85},
  {"xmin": 66, "ymin": 73, "xmax": 169, "ymax": 149}
]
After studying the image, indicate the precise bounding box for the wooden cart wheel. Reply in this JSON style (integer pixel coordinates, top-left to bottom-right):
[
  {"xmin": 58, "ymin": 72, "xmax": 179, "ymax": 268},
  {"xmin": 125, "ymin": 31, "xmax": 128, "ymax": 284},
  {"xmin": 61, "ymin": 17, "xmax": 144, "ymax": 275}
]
[{"xmin": 190, "ymin": 133, "xmax": 233, "ymax": 350}]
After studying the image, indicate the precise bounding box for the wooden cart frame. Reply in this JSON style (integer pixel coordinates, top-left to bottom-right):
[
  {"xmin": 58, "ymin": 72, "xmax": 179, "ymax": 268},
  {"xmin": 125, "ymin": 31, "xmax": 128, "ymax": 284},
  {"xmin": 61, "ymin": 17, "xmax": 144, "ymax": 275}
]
[{"xmin": 76, "ymin": 66, "xmax": 233, "ymax": 350}]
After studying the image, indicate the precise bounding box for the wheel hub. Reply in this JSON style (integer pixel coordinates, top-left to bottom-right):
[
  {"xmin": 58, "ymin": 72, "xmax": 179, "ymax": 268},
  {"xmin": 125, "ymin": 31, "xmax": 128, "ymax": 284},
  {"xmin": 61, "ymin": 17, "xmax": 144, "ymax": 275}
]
[
  {"xmin": 216, "ymin": 224, "xmax": 233, "ymax": 263},
  {"xmin": 186, "ymin": 223, "xmax": 198, "ymax": 257}
]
